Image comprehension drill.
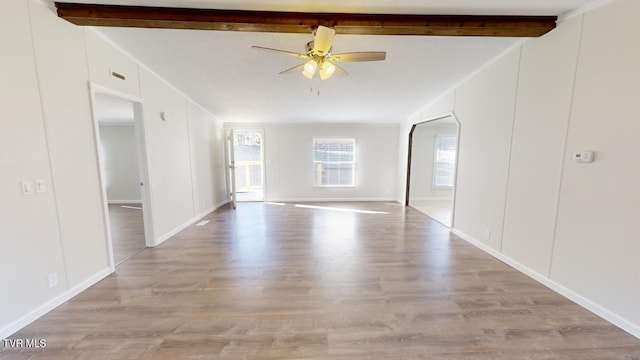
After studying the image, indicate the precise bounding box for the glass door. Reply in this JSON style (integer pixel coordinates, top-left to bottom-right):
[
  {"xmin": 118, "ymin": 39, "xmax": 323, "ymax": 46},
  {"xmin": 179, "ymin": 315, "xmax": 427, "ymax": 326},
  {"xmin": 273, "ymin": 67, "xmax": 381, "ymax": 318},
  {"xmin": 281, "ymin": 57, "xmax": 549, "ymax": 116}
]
[
  {"xmin": 232, "ymin": 130, "xmax": 264, "ymax": 202},
  {"xmin": 227, "ymin": 129, "xmax": 237, "ymax": 209}
]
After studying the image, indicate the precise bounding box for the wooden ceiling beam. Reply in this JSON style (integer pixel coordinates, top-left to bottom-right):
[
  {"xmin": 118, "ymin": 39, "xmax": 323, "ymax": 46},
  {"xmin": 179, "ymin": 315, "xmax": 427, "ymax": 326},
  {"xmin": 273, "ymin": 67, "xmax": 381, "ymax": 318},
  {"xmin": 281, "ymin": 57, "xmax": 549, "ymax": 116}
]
[{"xmin": 54, "ymin": 2, "xmax": 557, "ymax": 37}]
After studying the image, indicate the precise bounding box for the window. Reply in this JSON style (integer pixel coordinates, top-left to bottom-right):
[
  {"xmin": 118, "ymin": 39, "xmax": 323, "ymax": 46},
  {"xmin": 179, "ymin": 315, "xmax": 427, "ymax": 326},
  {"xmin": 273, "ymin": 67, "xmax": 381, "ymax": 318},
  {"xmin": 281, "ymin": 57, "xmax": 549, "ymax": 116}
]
[
  {"xmin": 313, "ymin": 138, "xmax": 355, "ymax": 187},
  {"xmin": 433, "ymin": 135, "xmax": 457, "ymax": 188}
]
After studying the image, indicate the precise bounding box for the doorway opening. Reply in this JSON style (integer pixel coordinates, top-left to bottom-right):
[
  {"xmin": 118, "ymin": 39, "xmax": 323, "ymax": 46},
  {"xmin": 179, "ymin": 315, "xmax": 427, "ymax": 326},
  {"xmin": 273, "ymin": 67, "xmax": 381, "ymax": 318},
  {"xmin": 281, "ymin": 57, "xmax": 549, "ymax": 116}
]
[
  {"xmin": 91, "ymin": 88, "xmax": 152, "ymax": 267},
  {"xmin": 231, "ymin": 129, "xmax": 264, "ymax": 202},
  {"xmin": 406, "ymin": 114, "xmax": 460, "ymax": 228}
]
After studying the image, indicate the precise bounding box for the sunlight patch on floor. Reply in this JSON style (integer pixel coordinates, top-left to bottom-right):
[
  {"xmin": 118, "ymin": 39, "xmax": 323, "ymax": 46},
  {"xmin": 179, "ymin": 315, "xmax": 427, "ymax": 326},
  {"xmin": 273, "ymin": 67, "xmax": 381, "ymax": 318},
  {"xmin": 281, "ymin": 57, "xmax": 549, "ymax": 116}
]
[{"xmin": 294, "ymin": 204, "xmax": 389, "ymax": 215}]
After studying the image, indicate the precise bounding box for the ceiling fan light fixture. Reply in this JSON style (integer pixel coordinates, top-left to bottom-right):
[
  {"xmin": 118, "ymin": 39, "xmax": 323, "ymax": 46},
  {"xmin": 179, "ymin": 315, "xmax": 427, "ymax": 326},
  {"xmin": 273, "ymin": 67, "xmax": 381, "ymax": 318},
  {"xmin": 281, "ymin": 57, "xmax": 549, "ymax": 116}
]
[
  {"xmin": 319, "ymin": 61, "xmax": 336, "ymax": 80},
  {"xmin": 302, "ymin": 60, "xmax": 318, "ymax": 79}
]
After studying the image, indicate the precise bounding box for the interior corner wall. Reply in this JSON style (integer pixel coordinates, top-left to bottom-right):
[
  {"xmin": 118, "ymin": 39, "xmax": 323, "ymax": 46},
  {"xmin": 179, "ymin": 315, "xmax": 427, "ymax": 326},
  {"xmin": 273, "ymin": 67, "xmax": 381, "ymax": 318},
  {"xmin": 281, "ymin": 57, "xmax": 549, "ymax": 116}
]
[
  {"xmin": 138, "ymin": 67, "xmax": 228, "ymax": 245},
  {"xmin": 187, "ymin": 102, "xmax": 228, "ymax": 216},
  {"xmin": 226, "ymin": 123, "xmax": 399, "ymax": 202},
  {"xmin": 398, "ymin": 0, "xmax": 640, "ymax": 337},
  {"xmin": 139, "ymin": 68, "xmax": 196, "ymax": 242}
]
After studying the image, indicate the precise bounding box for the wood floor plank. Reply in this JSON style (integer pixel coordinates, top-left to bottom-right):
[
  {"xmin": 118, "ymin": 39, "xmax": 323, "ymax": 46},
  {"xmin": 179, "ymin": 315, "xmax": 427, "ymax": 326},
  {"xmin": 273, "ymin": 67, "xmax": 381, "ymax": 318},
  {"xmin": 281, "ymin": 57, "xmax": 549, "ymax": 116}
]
[
  {"xmin": 108, "ymin": 204, "xmax": 146, "ymax": 265},
  {"xmin": 2, "ymin": 202, "xmax": 639, "ymax": 359}
]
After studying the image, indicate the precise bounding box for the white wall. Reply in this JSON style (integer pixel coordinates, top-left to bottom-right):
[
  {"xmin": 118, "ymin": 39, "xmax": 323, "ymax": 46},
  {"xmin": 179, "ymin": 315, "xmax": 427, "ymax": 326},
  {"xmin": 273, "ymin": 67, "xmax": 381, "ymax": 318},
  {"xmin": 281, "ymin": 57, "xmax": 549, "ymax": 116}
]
[
  {"xmin": 397, "ymin": 0, "xmax": 640, "ymax": 337},
  {"xmin": 501, "ymin": 16, "xmax": 582, "ymax": 275},
  {"xmin": 0, "ymin": 0, "xmax": 69, "ymax": 331},
  {"xmin": 139, "ymin": 68, "xmax": 196, "ymax": 240},
  {"xmin": 227, "ymin": 124, "xmax": 399, "ymax": 202},
  {"xmin": 409, "ymin": 123, "xmax": 457, "ymax": 200},
  {"xmin": 551, "ymin": 0, "xmax": 640, "ymax": 330},
  {"xmin": 187, "ymin": 102, "xmax": 228, "ymax": 216},
  {"xmin": 453, "ymin": 50, "xmax": 520, "ymax": 250},
  {"xmin": 1, "ymin": 0, "xmax": 227, "ymax": 338},
  {"xmin": 99, "ymin": 125, "xmax": 142, "ymax": 203}
]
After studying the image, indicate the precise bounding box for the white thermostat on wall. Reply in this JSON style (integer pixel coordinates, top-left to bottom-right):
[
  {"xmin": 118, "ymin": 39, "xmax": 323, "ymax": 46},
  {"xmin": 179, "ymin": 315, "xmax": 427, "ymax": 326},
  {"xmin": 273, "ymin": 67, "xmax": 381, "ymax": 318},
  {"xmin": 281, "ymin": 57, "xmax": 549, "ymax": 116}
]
[{"xmin": 573, "ymin": 151, "xmax": 595, "ymax": 163}]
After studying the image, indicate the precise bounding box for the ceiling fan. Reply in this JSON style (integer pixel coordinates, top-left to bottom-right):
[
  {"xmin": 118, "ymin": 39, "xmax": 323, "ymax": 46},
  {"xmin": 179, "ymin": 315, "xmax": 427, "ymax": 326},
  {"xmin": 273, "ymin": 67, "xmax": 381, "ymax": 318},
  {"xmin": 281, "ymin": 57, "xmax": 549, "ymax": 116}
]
[{"xmin": 251, "ymin": 26, "xmax": 386, "ymax": 80}]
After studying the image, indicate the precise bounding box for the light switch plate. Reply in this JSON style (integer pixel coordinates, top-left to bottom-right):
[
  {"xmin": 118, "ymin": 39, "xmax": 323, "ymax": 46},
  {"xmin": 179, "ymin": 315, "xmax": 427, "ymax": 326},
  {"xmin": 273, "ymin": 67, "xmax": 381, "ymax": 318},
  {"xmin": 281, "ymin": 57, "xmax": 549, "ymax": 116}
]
[
  {"xmin": 573, "ymin": 151, "xmax": 595, "ymax": 163},
  {"xmin": 21, "ymin": 181, "xmax": 34, "ymax": 195},
  {"xmin": 36, "ymin": 180, "xmax": 46, "ymax": 193}
]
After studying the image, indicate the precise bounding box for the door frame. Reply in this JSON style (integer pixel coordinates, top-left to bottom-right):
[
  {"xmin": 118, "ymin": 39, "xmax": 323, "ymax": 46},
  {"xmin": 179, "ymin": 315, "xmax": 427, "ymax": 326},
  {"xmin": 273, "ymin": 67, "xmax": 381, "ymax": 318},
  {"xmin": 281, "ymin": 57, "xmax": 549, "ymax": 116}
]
[
  {"xmin": 405, "ymin": 112, "xmax": 461, "ymax": 228},
  {"xmin": 225, "ymin": 126, "xmax": 266, "ymax": 203},
  {"xmin": 226, "ymin": 129, "xmax": 237, "ymax": 209},
  {"xmin": 88, "ymin": 83, "xmax": 155, "ymax": 270}
]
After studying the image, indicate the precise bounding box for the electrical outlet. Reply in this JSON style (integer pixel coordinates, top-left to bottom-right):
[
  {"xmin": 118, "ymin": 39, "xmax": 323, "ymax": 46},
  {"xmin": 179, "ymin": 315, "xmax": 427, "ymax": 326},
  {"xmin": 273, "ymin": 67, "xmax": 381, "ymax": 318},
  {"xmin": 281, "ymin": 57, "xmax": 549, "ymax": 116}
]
[
  {"xmin": 48, "ymin": 273, "xmax": 58, "ymax": 288},
  {"xmin": 484, "ymin": 229, "xmax": 491, "ymax": 242}
]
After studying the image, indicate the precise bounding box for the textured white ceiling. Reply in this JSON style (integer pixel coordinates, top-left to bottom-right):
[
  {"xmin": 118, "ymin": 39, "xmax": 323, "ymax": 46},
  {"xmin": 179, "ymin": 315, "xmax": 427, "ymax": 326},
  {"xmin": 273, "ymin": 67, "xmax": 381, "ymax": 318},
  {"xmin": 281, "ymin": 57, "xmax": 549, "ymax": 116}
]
[{"xmin": 67, "ymin": 0, "xmax": 599, "ymax": 123}]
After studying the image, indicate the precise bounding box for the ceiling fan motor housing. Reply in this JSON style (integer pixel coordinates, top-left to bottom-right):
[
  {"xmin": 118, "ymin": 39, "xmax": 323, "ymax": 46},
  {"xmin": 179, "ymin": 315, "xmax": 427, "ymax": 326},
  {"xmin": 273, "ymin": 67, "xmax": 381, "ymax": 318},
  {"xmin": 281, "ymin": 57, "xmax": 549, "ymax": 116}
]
[{"xmin": 306, "ymin": 41, "xmax": 331, "ymax": 57}]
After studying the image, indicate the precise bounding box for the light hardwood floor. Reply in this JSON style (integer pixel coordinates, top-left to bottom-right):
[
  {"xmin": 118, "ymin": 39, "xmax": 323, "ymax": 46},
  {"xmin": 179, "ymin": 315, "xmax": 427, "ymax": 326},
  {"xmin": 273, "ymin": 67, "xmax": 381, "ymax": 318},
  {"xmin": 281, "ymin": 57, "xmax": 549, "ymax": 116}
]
[
  {"xmin": 108, "ymin": 204, "xmax": 146, "ymax": 265},
  {"xmin": 3, "ymin": 202, "xmax": 640, "ymax": 359},
  {"xmin": 409, "ymin": 199, "xmax": 454, "ymax": 227}
]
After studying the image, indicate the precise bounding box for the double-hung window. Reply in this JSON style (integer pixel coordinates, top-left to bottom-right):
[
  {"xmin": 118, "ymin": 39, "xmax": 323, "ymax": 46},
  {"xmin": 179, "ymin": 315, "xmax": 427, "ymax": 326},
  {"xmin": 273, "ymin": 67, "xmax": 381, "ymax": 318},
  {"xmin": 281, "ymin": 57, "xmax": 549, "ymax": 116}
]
[
  {"xmin": 433, "ymin": 135, "xmax": 457, "ymax": 188},
  {"xmin": 313, "ymin": 138, "xmax": 355, "ymax": 187}
]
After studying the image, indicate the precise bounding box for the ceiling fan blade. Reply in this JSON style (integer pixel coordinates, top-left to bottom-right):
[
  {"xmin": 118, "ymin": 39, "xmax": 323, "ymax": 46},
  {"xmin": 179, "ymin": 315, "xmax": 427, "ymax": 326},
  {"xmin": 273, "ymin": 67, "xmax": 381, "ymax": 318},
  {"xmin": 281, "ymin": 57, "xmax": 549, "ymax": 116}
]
[
  {"xmin": 329, "ymin": 52, "xmax": 387, "ymax": 62},
  {"xmin": 333, "ymin": 63, "xmax": 349, "ymax": 77},
  {"xmin": 278, "ymin": 63, "xmax": 305, "ymax": 75},
  {"xmin": 251, "ymin": 46, "xmax": 309, "ymax": 59},
  {"xmin": 312, "ymin": 26, "xmax": 336, "ymax": 56}
]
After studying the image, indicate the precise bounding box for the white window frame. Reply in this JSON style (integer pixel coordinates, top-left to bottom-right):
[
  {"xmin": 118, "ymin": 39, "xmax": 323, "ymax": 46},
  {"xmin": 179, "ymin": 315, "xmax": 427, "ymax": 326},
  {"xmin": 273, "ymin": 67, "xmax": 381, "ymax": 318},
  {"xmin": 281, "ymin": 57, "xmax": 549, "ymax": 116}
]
[
  {"xmin": 432, "ymin": 134, "xmax": 457, "ymax": 189},
  {"xmin": 312, "ymin": 137, "xmax": 356, "ymax": 188}
]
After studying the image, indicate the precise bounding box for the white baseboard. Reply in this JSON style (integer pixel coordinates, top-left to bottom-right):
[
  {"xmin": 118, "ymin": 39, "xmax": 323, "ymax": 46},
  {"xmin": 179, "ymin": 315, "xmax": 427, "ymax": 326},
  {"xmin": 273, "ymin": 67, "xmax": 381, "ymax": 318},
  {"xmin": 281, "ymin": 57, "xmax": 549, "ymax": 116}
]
[
  {"xmin": 155, "ymin": 200, "xmax": 229, "ymax": 246},
  {"xmin": 197, "ymin": 199, "xmax": 228, "ymax": 219},
  {"xmin": 409, "ymin": 197, "xmax": 453, "ymax": 202},
  {"xmin": 451, "ymin": 228, "xmax": 640, "ymax": 339},
  {"xmin": 0, "ymin": 267, "xmax": 113, "ymax": 339},
  {"xmin": 107, "ymin": 200, "xmax": 142, "ymax": 205}
]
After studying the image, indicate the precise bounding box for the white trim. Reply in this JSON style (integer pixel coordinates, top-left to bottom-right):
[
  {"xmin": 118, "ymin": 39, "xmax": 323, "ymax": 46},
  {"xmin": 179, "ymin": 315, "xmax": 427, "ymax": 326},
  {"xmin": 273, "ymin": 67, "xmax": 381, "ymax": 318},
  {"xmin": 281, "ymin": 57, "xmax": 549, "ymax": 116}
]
[
  {"xmin": 409, "ymin": 197, "xmax": 453, "ymax": 202},
  {"xmin": 89, "ymin": 83, "xmax": 143, "ymax": 104},
  {"xmin": 0, "ymin": 267, "xmax": 112, "ymax": 339},
  {"xmin": 405, "ymin": 111, "xmax": 461, "ymax": 228},
  {"xmin": 88, "ymin": 83, "xmax": 155, "ymax": 265},
  {"xmin": 87, "ymin": 86, "xmax": 116, "ymax": 270},
  {"xmin": 98, "ymin": 121, "xmax": 135, "ymax": 126},
  {"xmin": 313, "ymin": 137, "xmax": 356, "ymax": 188},
  {"xmin": 107, "ymin": 200, "xmax": 143, "ymax": 205},
  {"xmin": 451, "ymin": 228, "xmax": 640, "ymax": 340},
  {"xmin": 197, "ymin": 199, "xmax": 228, "ymax": 219},
  {"xmin": 155, "ymin": 200, "xmax": 228, "ymax": 246}
]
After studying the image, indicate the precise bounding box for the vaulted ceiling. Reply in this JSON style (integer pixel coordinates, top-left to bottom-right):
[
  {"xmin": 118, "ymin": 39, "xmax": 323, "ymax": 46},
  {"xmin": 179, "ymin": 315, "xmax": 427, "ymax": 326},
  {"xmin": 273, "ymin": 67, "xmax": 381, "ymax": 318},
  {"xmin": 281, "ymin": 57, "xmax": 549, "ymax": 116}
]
[{"xmin": 55, "ymin": 0, "xmax": 598, "ymax": 124}]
